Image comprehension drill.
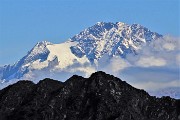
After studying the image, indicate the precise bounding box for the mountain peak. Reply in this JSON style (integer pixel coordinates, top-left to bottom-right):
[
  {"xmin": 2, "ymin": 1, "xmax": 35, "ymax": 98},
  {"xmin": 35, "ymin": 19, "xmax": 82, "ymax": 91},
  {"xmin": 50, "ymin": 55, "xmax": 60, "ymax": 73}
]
[
  {"xmin": 93, "ymin": 21, "xmax": 115, "ymax": 30},
  {"xmin": 116, "ymin": 21, "xmax": 126, "ymax": 26},
  {"xmin": 35, "ymin": 41, "xmax": 52, "ymax": 47},
  {"xmin": 70, "ymin": 22, "xmax": 162, "ymax": 61},
  {"xmin": 90, "ymin": 71, "xmax": 108, "ymax": 77},
  {"xmin": 96, "ymin": 21, "xmax": 105, "ymax": 25},
  {"xmin": 26, "ymin": 41, "xmax": 52, "ymax": 61}
]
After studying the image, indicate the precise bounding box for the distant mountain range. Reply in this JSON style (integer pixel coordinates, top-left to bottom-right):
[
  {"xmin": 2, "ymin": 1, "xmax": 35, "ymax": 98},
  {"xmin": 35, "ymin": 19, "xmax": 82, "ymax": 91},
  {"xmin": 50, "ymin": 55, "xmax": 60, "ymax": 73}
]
[{"xmin": 0, "ymin": 71, "xmax": 179, "ymax": 120}]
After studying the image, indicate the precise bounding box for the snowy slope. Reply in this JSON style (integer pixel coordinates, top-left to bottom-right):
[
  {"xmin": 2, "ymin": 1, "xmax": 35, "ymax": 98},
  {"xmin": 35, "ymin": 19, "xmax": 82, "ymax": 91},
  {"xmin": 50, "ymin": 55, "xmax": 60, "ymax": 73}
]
[
  {"xmin": 1, "ymin": 41, "xmax": 92, "ymax": 81},
  {"xmin": 70, "ymin": 22, "xmax": 162, "ymax": 62},
  {"xmin": 1, "ymin": 41, "xmax": 52, "ymax": 80},
  {"xmin": 0, "ymin": 22, "xmax": 162, "ymax": 81},
  {"xmin": 46, "ymin": 41, "xmax": 90, "ymax": 69}
]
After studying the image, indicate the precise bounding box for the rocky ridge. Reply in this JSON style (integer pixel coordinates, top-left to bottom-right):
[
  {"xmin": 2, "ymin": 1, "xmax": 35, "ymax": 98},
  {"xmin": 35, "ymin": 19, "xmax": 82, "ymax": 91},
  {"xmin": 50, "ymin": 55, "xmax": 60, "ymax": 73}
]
[{"xmin": 0, "ymin": 71, "xmax": 179, "ymax": 120}]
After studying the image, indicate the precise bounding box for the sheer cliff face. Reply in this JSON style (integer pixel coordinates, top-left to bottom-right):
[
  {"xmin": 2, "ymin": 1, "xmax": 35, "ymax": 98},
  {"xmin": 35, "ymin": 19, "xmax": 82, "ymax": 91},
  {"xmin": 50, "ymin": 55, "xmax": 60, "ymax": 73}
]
[{"xmin": 0, "ymin": 71, "xmax": 179, "ymax": 120}]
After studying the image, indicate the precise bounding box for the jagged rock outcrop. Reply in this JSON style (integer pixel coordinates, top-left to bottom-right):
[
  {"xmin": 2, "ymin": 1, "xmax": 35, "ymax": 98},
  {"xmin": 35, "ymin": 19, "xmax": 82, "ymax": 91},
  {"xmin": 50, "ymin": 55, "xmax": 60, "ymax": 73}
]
[{"xmin": 0, "ymin": 71, "xmax": 179, "ymax": 120}]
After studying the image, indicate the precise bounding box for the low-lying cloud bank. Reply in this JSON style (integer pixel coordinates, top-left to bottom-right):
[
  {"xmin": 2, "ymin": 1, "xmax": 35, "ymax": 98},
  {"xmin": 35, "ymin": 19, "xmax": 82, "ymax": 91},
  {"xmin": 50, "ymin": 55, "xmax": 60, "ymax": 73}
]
[{"xmin": 0, "ymin": 35, "xmax": 179, "ymax": 98}]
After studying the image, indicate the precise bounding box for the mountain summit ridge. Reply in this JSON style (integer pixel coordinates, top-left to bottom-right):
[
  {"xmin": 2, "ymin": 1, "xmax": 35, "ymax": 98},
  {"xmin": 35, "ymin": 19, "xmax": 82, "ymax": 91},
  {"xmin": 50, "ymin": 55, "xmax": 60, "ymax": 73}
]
[
  {"xmin": 0, "ymin": 71, "xmax": 179, "ymax": 120},
  {"xmin": 70, "ymin": 22, "xmax": 162, "ymax": 60}
]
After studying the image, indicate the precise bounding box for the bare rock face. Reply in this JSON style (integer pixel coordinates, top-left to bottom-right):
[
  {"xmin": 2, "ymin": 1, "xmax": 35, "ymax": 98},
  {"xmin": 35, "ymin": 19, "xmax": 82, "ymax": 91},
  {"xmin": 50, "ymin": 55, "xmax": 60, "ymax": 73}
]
[{"xmin": 0, "ymin": 71, "xmax": 179, "ymax": 120}]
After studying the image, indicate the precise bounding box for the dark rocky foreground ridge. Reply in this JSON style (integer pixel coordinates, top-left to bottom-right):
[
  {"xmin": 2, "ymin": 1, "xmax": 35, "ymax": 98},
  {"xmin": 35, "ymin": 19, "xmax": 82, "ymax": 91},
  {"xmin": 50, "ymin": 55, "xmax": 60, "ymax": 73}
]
[{"xmin": 0, "ymin": 71, "xmax": 179, "ymax": 120}]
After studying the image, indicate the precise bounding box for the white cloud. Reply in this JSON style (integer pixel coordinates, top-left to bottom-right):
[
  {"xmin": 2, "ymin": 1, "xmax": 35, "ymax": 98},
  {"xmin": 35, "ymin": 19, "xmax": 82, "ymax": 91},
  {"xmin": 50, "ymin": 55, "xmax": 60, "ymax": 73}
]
[
  {"xmin": 136, "ymin": 56, "xmax": 166, "ymax": 67},
  {"xmin": 131, "ymin": 80, "xmax": 180, "ymax": 91},
  {"xmin": 125, "ymin": 35, "xmax": 180, "ymax": 68},
  {"xmin": 149, "ymin": 35, "xmax": 179, "ymax": 52},
  {"xmin": 162, "ymin": 43, "xmax": 175, "ymax": 51},
  {"xmin": 98, "ymin": 56, "xmax": 131, "ymax": 75},
  {"xmin": 108, "ymin": 57, "xmax": 131, "ymax": 73}
]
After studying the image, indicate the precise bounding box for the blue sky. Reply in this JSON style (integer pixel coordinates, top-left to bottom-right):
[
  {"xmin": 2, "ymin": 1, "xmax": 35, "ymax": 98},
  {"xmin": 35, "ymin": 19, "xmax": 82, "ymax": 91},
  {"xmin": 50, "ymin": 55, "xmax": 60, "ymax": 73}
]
[{"xmin": 0, "ymin": 0, "xmax": 179, "ymax": 65}]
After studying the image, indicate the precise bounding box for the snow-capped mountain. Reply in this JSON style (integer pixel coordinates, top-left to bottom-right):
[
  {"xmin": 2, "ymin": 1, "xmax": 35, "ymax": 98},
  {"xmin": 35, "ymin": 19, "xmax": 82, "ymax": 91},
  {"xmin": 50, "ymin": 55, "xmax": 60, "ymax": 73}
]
[
  {"xmin": 70, "ymin": 22, "xmax": 162, "ymax": 62},
  {"xmin": 1, "ymin": 22, "xmax": 163, "ymax": 81}
]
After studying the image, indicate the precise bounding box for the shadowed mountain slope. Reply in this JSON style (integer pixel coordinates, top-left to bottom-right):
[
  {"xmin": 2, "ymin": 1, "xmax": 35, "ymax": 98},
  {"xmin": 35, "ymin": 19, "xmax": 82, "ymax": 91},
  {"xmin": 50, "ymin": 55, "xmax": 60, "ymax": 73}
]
[{"xmin": 0, "ymin": 71, "xmax": 179, "ymax": 120}]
